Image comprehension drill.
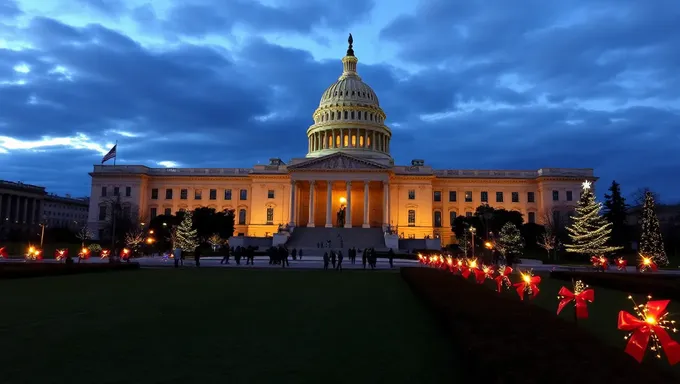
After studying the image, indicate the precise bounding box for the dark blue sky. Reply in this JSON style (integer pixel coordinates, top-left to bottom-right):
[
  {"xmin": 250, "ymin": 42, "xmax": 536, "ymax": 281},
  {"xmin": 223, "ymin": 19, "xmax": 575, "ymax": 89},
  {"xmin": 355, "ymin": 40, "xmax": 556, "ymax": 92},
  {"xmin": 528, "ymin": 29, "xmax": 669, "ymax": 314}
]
[{"xmin": 1, "ymin": 0, "xmax": 678, "ymax": 203}]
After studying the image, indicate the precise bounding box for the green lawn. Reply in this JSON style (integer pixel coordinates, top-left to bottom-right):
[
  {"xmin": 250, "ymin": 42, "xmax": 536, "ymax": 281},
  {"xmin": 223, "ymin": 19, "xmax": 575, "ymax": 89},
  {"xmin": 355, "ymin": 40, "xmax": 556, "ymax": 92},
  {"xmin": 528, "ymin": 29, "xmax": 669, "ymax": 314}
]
[{"xmin": 0, "ymin": 269, "xmax": 459, "ymax": 384}]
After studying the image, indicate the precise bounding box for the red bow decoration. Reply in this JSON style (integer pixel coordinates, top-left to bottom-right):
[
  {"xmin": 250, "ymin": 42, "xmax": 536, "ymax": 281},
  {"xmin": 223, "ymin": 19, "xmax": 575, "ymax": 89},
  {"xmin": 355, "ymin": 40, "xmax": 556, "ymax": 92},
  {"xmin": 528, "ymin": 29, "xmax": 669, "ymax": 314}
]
[
  {"xmin": 495, "ymin": 266, "xmax": 513, "ymax": 292},
  {"xmin": 639, "ymin": 255, "xmax": 658, "ymax": 272},
  {"xmin": 461, "ymin": 259, "xmax": 478, "ymax": 279},
  {"xmin": 473, "ymin": 265, "xmax": 494, "ymax": 284},
  {"xmin": 616, "ymin": 257, "xmax": 628, "ymax": 271},
  {"xmin": 590, "ymin": 255, "xmax": 609, "ymax": 270},
  {"xmin": 513, "ymin": 270, "xmax": 541, "ymax": 300},
  {"xmin": 0, "ymin": 246, "xmax": 7, "ymax": 258},
  {"xmin": 55, "ymin": 249, "xmax": 68, "ymax": 261},
  {"xmin": 100, "ymin": 249, "xmax": 110, "ymax": 259},
  {"xmin": 618, "ymin": 299, "xmax": 680, "ymax": 365},
  {"xmin": 121, "ymin": 248, "xmax": 130, "ymax": 259},
  {"xmin": 450, "ymin": 258, "xmax": 466, "ymax": 275},
  {"xmin": 78, "ymin": 247, "xmax": 90, "ymax": 259},
  {"xmin": 557, "ymin": 283, "xmax": 595, "ymax": 319}
]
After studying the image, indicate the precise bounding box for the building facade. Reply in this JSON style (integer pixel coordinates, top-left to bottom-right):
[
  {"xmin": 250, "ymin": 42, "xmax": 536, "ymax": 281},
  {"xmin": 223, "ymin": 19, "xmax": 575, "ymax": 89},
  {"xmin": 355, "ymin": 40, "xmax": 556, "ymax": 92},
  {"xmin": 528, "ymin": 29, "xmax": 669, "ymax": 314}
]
[
  {"xmin": 87, "ymin": 38, "xmax": 592, "ymax": 246},
  {"xmin": 43, "ymin": 194, "xmax": 89, "ymax": 230},
  {"xmin": 0, "ymin": 180, "xmax": 46, "ymax": 237}
]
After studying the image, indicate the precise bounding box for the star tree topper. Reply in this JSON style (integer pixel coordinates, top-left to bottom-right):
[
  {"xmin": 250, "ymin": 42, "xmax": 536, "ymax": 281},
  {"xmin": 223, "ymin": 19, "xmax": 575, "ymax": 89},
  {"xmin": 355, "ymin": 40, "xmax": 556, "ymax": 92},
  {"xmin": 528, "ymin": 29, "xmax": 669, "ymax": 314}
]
[{"xmin": 582, "ymin": 180, "xmax": 592, "ymax": 190}]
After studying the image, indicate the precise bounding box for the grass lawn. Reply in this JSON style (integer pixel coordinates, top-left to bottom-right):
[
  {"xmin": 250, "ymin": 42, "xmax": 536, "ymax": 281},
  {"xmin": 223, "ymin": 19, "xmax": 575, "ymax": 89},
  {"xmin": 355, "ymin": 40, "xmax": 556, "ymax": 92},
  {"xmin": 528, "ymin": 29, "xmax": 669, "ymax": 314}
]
[
  {"xmin": 487, "ymin": 273, "xmax": 680, "ymax": 377},
  {"xmin": 0, "ymin": 269, "xmax": 459, "ymax": 384}
]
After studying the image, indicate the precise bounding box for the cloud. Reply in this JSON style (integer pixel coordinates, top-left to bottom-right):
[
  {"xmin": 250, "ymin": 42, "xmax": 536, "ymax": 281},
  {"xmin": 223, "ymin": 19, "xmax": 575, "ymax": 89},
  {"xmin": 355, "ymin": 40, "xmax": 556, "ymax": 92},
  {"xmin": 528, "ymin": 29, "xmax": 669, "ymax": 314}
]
[{"xmin": 1, "ymin": 0, "xmax": 679, "ymax": 204}]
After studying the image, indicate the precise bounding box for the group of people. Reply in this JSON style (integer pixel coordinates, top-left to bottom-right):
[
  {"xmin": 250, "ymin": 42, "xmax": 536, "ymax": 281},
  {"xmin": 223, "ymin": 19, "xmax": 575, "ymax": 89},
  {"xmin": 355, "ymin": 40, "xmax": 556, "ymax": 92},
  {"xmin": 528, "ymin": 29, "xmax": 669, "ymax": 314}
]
[{"xmin": 322, "ymin": 247, "xmax": 394, "ymax": 270}]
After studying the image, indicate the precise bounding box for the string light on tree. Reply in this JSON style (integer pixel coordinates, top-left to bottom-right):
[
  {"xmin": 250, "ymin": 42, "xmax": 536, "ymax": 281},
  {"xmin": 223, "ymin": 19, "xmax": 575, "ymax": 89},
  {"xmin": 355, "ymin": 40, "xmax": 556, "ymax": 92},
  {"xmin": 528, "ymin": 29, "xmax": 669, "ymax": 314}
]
[
  {"xmin": 175, "ymin": 212, "xmax": 198, "ymax": 252},
  {"xmin": 639, "ymin": 191, "xmax": 669, "ymax": 266},
  {"xmin": 565, "ymin": 179, "xmax": 622, "ymax": 258}
]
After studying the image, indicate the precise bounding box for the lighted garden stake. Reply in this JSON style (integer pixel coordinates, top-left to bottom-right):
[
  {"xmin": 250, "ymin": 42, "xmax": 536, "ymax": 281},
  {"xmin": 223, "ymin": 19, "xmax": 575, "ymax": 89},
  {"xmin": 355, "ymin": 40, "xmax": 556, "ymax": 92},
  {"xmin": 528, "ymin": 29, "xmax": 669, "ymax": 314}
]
[
  {"xmin": 121, "ymin": 248, "xmax": 130, "ymax": 261},
  {"xmin": 55, "ymin": 249, "xmax": 68, "ymax": 261},
  {"xmin": 590, "ymin": 255, "xmax": 609, "ymax": 271},
  {"xmin": 616, "ymin": 257, "xmax": 628, "ymax": 271},
  {"xmin": 462, "ymin": 258, "xmax": 479, "ymax": 279},
  {"xmin": 495, "ymin": 265, "xmax": 512, "ymax": 292},
  {"xmin": 100, "ymin": 249, "xmax": 110, "ymax": 259},
  {"xmin": 0, "ymin": 246, "xmax": 7, "ymax": 258},
  {"xmin": 474, "ymin": 264, "xmax": 493, "ymax": 284},
  {"xmin": 618, "ymin": 296, "xmax": 680, "ymax": 365},
  {"xmin": 78, "ymin": 247, "xmax": 90, "ymax": 261},
  {"xmin": 639, "ymin": 254, "xmax": 658, "ymax": 272},
  {"xmin": 25, "ymin": 245, "xmax": 42, "ymax": 261},
  {"xmin": 513, "ymin": 269, "xmax": 541, "ymax": 300},
  {"xmin": 556, "ymin": 280, "xmax": 594, "ymax": 320}
]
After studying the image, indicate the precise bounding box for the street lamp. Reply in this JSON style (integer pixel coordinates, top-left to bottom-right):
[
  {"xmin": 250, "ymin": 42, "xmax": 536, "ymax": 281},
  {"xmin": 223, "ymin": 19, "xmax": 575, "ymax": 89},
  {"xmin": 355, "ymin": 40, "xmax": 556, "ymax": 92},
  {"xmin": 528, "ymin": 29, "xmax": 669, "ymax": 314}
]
[{"xmin": 469, "ymin": 226, "xmax": 477, "ymax": 256}]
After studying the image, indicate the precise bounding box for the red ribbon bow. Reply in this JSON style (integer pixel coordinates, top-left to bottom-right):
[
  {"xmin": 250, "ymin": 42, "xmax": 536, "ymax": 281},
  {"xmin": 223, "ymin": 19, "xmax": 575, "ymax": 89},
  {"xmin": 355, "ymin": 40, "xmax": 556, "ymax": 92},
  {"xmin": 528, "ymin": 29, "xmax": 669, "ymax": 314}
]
[
  {"xmin": 0, "ymin": 247, "xmax": 7, "ymax": 258},
  {"xmin": 618, "ymin": 300, "xmax": 680, "ymax": 365},
  {"xmin": 557, "ymin": 286, "xmax": 595, "ymax": 319},
  {"xmin": 616, "ymin": 258, "xmax": 628, "ymax": 271},
  {"xmin": 495, "ymin": 266, "xmax": 513, "ymax": 292},
  {"xmin": 54, "ymin": 249, "xmax": 68, "ymax": 260},
  {"xmin": 513, "ymin": 275, "xmax": 541, "ymax": 300}
]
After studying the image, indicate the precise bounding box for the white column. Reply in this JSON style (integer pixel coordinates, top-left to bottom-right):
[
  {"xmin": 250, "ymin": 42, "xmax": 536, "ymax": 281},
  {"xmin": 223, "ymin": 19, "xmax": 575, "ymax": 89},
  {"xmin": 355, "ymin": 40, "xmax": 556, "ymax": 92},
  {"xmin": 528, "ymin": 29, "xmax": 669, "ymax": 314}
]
[
  {"xmin": 344, "ymin": 181, "xmax": 352, "ymax": 228},
  {"xmin": 288, "ymin": 181, "xmax": 296, "ymax": 226},
  {"xmin": 383, "ymin": 181, "xmax": 390, "ymax": 228},
  {"xmin": 325, "ymin": 181, "xmax": 333, "ymax": 228},
  {"xmin": 307, "ymin": 181, "xmax": 315, "ymax": 227},
  {"xmin": 362, "ymin": 181, "xmax": 370, "ymax": 228}
]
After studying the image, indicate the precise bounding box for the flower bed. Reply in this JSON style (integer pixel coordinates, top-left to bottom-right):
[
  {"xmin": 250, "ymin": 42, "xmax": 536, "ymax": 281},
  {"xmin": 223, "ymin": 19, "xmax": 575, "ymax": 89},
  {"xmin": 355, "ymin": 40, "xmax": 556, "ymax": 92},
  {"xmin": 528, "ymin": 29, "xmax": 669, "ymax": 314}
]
[
  {"xmin": 401, "ymin": 267, "xmax": 675, "ymax": 383},
  {"xmin": 550, "ymin": 271, "xmax": 680, "ymax": 300},
  {"xmin": 0, "ymin": 262, "xmax": 140, "ymax": 279}
]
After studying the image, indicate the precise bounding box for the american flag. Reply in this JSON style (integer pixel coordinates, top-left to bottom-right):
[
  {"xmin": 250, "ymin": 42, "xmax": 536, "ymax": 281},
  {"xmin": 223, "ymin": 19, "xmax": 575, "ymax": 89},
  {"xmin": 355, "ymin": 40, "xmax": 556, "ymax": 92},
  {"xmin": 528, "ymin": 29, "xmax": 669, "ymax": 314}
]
[{"xmin": 101, "ymin": 144, "xmax": 117, "ymax": 164}]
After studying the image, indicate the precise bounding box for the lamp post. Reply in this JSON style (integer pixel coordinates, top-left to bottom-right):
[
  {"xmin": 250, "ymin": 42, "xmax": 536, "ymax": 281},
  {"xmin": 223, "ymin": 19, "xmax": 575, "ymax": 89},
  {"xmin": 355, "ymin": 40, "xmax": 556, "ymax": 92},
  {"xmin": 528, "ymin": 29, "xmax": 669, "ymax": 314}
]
[
  {"xmin": 469, "ymin": 226, "xmax": 477, "ymax": 256},
  {"xmin": 39, "ymin": 219, "xmax": 47, "ymax": 248}
]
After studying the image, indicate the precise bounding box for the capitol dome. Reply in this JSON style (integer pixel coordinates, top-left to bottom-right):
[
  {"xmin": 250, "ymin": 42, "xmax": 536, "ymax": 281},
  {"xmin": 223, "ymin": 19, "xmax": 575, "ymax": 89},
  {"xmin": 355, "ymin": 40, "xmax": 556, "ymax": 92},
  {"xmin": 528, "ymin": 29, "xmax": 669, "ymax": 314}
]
[{"xmin": 306, "ymin": 34, "xmax": 392, "ymax": 161}]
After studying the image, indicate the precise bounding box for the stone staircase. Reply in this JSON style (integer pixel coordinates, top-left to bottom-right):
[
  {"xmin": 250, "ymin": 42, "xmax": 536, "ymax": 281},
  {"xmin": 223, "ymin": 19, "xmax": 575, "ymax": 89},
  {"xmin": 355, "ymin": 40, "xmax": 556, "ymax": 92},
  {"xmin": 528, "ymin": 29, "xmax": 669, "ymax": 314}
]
[{"xmin": 286, "ymin": 227, "xmax": 385, "ymax": 250}]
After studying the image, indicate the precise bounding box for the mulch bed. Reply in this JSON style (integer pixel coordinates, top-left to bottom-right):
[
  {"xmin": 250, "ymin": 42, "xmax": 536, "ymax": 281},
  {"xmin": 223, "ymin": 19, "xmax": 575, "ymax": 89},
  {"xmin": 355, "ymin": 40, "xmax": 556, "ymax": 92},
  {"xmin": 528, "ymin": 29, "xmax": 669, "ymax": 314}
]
[
  {"xmin": 0, "ymin": 262, "xmax": 140, "ymax": 279},
  {"xmin": 401, "ymin": 267, "xmax": 676, "ymax": 384},
  {"xmin": 550, "ymin": 270, "xmax": 680, "ymax": 300}
]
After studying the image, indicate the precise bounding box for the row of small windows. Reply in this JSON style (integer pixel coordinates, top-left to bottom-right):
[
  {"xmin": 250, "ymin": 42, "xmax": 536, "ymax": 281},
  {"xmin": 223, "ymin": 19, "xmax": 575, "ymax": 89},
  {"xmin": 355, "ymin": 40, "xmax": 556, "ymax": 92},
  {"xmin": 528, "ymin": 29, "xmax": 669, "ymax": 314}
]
[
  {"xmin": 330, "ymin": 89, "xmax": 374, "ymax": 100},
  {"xmin": 415, "ymin": 190, "xmax": 537, "ymax": 204},
  {"xmin": 431, "ymin": 211, "xmax": 537, "ymax": 228},
  {"xmin": 148, "ymin": 207, "xmax": 275, "ymax": 226},
  {"xmin": 101, "ymin": 186, "xmax": 131, "ymax": 197},
  {"xmin": 317, "ymin": 110, "xmax": 384, "ymax": 124},
  {"xmin": 45, "ymin": 203, "xmax": 87, "ymax": 211},
  {"xmin": 150, "ymin": 188, "xmax": 276, "ymax": 201},
  {"xmin": 98, "ymin": 205, "xmax": 131, "ymax": 220}
]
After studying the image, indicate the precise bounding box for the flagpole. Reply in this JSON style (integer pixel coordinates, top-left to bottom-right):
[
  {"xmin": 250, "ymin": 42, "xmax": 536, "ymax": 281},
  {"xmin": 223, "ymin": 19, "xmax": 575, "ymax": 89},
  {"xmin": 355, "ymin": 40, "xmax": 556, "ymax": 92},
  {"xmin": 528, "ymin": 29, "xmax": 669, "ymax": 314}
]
[{"xmin": 113, "ymin": 140, "xmax": 118, "ymax": 166}]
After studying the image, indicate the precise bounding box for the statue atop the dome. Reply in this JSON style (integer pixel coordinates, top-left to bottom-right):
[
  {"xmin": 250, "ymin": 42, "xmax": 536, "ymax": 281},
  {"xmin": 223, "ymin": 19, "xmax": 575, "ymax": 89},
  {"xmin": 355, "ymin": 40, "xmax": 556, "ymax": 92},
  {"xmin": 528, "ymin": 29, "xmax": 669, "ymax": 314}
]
[{"xmin": 346, "ymin": 33, "xmax": 354, "ymax": 56}]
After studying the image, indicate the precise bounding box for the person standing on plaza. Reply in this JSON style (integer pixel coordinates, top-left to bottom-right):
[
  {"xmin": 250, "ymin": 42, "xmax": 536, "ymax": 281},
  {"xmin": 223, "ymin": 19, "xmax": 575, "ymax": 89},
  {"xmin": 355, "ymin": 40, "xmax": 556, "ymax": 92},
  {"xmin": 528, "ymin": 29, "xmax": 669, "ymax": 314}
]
[
  {"xmin": 362, "ymin": 249, "xmax": 367, "ymax": 269},
  {"xmin": 336, "ymin": 250, "xmax": 343, "ymax": 271},
  {"xmin": 194, "ymin": 246, "xmax": 201, "ymax": 267},
  {"xmin": 388, "ymin": 248, "xmax": 395, "ymax": 268},
  {"xmin": 220, "ymin": 246, "xmax": 230, "ymax": 265},
  {"xmin": 330, "ymin": 250, "xmax": 337, "ymax": 269},
  {"xmin": 323, "ymin": 252, "xmax": 330, "ymax": 270},
  {"xmin": 298, "ymin": 249, "xmax": 303, "ymax": 260},
  {"xmin": 173, "ymin": 247, "xmax": 182, "ymax": 268}
]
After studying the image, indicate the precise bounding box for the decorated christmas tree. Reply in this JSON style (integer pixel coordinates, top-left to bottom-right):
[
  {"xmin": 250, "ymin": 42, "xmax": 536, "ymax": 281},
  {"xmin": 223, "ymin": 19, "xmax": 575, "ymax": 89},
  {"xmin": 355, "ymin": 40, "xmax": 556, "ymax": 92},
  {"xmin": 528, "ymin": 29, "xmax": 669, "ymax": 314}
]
[
  {"xmin": 497, "ymin": 222, "xmax": 525, "ymax": 261},
  {"xmin": 565, "ymin": 180, "xmax": 622, "ymax": 257},
  {"xmin": 175, "ymin": 212, "xmax": 198, "ymax": 252},
  {"xmin": 639, "ymin": 191, "xmax": 668, "ymax": 266}
]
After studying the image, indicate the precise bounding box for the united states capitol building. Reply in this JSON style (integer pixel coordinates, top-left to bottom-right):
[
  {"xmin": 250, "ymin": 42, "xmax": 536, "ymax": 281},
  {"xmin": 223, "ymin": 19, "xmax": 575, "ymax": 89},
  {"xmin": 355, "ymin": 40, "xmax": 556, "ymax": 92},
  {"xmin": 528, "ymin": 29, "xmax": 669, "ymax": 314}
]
[{"xmin": 87, "ymin": 36, "xmax": 591, "ymax": 248}]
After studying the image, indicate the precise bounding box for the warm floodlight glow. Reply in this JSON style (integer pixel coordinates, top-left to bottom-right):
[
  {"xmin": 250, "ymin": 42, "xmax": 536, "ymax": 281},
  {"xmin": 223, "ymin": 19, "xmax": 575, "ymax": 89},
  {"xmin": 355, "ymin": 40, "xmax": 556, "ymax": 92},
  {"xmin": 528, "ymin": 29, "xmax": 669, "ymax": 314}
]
[{"xmin": 339, "ymin": 197, "xmax": 346, "ymax": 204}]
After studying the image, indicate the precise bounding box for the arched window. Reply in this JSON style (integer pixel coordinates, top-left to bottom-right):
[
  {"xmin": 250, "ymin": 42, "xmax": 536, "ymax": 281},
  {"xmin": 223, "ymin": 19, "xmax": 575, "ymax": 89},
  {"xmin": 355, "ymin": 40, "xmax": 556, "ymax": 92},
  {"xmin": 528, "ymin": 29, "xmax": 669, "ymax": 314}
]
[
  {"xmin": 344, "ymin": 134, "xmax": 349, "ymax": 147},
  {"xmin": 449, "ymin": 211, "xmax": 457, "ymax": 226},
  {"xmin": 351, "ymin": 111, "xmax": 355, "ymax": 119},
  {"xmin": 359, "ymin": 136, "xmax": 364, "ymax": 147},
  {"xmin": 408, "ymin": 210, "xmax": 416, "ymax": 226},
  {"xmin": 336, "ymin": 134, "xmax": 341, "ymax": 147},
  {"xmin": 238, "ymin": 209, "xmax": 247, "ymax": 225},
  {"xmin": 434, "ymin": 211, "xmax": 442, "ymax": 228},
  {"xmin": 344, "ymin": 111, "xmax": 348, "ymax": 119},
  {"xmin": 266, "ymin": 207, "xmax": 274, "ymax": 224}
]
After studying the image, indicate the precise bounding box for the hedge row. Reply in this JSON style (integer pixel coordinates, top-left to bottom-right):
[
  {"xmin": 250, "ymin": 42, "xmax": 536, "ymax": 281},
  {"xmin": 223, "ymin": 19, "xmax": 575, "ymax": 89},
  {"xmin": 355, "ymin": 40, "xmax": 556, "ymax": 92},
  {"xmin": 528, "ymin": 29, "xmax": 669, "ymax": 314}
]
[
  {"xmin": 401, "ymin": 267, "xmax": 675, "ymax": 384},
  {"xmin": 0, "ymin": 262, "xmax": 140, "ymax": 279},
  {"xmin": 550, "ymin": 271, "xmax": 680, "ymax": 301}
]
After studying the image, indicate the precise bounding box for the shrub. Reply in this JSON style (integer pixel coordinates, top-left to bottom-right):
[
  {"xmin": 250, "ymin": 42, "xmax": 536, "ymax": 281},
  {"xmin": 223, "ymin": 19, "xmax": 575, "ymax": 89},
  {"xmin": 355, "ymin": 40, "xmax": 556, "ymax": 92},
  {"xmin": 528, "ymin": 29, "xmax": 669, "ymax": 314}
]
[{"xmin": 401, "ymin": 267, "xmax": 675, "ymax": 383}]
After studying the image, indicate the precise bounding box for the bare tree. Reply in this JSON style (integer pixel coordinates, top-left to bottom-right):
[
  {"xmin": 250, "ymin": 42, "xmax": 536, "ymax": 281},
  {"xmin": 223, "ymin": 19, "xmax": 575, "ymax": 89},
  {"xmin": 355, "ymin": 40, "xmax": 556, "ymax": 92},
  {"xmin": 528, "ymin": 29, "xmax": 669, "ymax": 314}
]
[
  {"xmin": 458, "ymin": 231, "xmax": 471, "ymax": 257},
  {"xmin": 76, "ymin": 223, "xmax": 93, "ymax": 247},
  {"xmin": 168, "ymin": 226, "xmax": 178, "ymax": 249},
  {"xmin": 208, "ymin": 233, "xmax": 223, "ymax": 251},
  {"xmin": 632, "ymin": 187, "xmax": 661, "ymax": 207},
  {"xmin": 124, "ymin": 228, "xmax": 145, "ymax": 253},
  {"xmin": 537, "ymin": 229, "xmax": 557, "ymax": 260}
]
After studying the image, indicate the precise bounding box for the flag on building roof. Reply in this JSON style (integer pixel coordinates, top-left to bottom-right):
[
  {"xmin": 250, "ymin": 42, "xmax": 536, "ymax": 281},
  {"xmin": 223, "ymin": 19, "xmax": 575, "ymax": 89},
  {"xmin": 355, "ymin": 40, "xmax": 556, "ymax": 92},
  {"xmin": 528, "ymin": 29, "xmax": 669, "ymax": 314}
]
[{"xmin": 102, "ymin": 144, "xmax": 117, "ymax": 164}]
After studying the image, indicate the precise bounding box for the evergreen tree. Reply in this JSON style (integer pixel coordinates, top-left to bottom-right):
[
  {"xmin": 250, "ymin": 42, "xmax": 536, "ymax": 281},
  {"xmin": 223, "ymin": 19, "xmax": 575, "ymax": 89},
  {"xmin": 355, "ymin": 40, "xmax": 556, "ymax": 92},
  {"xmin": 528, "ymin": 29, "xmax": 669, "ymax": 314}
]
[
  {"xmin": 497, "ymin": 222, "xmax": 524, "ymax": 260},
  {"xmin": 175, "ymin": 212, "xmax": 198, "ymax": 252},
  {"xmin": 603, "ymin": 180, "xmax": 629, "ymax": 248},
  {"xmin": 639, "ymin": 191, "xmax": 668, "ymax": 266},
  {"xmin": 565, "ymin": 181, "xmax": 622, "ymax": 257}
]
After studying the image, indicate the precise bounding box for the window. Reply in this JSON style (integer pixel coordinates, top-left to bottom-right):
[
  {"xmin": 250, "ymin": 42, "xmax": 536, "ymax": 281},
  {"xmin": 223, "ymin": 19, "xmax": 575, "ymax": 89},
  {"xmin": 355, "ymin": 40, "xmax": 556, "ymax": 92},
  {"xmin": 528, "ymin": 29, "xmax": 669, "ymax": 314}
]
[
  {"xmin": 180, "ymin": 189, "xmax": 188, "ymax": 200},
  {"xmin": 195, "ymin": 189, "xmax": 202, "ymax": 200},
  {"xmin": 552, "ymin": 190, "xmax": 559, "ymax": 201},
  {"xmin": 466, "ymin": 212, "xmax": 472, "ymax": 217},
  {"xmin": 449, "ymin": 211, "xmax": 457, "ymax": 225},
  {"xmin": 266, "ymin": 207, "xmax": 274, "ymax": 224},
  {"xmin": 512, "ymin": 192, "xmax": 519, "ymax": 203},
  {"xmin": 164, "ymin": 208, "xmax": 172, "ymax": 216},
  {"xmin": 433, "ymin": 211, "xmax": 442, "ymax": 227},
  {"xmin": 224, "ymin": 189, "xmax": 232, "ymax": 200},
  {"xmin": 566, "ymin": 191, "xmax": 573, "ymax": 201},
  {"xmin": 240, "ymin": 189, "xmax": 248, "ymax": 201},
  {"xmin": 209, "ymin": 189, "xmax": 217, "ymax": 200},
  {"xmin": 98, "ymin": 206, "xmax": 106, "ymax": 220},
  {"xmin": 123, "ymin": 206, "xmax": 131, "ymax": 218},
  {"xmin": 267, "ymin": 190, "xmax": 275, "ymax": 199},
  {"xmin": 496, "ymin": 192, "xmax": 503, "ymax": 203},
  {"xmin": 481, "ymin": 191, "xmax": 488, "ymax": 203},
  {"xmin": 151, "ymin": 189, "xmax": 158, "ymax": 200},
  {"xmin": 113, "ymin": 187, "xmax": 119, "ymax": 196},
  {"xmin": 165, "ymin": 189, "xmax": 173, "ymax": 199},
  {"xmin": 449, "ymin": 191, "xmax": 457, "ymax": 202},
  {"xmin": 528, "ymin": 212, "xmax": 536, "ymax": 224},
  {"xmin": 125, "ymin": 186, "xmax": 131, "ymax": 197},
  {"xmin": 553, "ymin": 210, "xmax": 561, "ymax": 225},
  {"xmin": 433, "ymin": 191, "xmax": 441, "ymax": 202},
  {"xmin": 101, "ymin": 186, "xmax": 107, "ymax": 197},
  {"xmin": 527, "ymin": 192, "xmax": 535, "ymax": 203},
  {"xmin": 407, "ymin": 210, "xmax": 416, "ymax": 226},
  {"xmin": 238, "ymin": 209, "xmax": 247, "ymax": 225},
  {"xmin": 408, "ymin": 190, "xmax": 415, "ymax": 200},
  {"xmin": 150, "ymin": 207, "xmax": 157, "ymax": 219},
  {"xmin": 465, "ymin": 191, "xmax": 472, "ymax": 202}
]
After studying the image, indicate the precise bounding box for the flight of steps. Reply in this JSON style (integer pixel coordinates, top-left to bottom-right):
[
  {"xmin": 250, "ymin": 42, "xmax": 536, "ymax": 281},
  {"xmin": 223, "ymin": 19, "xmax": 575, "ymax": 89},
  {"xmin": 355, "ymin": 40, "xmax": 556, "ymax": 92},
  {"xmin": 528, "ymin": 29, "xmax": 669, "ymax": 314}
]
[{"xmin": 286, "ymin": 227, "xmax": 385, "ymax": 251}]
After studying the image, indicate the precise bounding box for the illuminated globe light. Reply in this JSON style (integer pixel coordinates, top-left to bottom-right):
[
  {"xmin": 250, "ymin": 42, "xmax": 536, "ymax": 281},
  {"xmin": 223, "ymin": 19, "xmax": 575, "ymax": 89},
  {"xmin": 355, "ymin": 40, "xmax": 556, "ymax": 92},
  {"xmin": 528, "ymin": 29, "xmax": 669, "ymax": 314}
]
[
  {"xmin": 484, "ymin": 242, "xmax": 493, "ymax": 249},
  {"xmin": 339, "ymin": 197, "xmax": 347, "ymax": 204}
]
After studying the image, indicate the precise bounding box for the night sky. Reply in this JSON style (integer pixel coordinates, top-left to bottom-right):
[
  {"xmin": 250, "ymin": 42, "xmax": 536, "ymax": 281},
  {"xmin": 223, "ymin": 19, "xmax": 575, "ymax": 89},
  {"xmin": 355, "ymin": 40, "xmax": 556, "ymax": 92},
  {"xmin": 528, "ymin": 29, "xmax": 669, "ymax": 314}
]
[{"xmin": 1, "ymin": 0, "xmax": 678, "ymax": 203}]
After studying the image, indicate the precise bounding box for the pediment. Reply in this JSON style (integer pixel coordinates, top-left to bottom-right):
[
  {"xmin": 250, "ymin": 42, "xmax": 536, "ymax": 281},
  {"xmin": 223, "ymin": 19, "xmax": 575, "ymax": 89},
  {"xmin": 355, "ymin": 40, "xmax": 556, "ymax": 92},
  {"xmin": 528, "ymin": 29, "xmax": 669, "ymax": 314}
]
[{"xmin": 288, "ymin": 153, "xmax": 389, "ymax": 171}]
